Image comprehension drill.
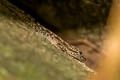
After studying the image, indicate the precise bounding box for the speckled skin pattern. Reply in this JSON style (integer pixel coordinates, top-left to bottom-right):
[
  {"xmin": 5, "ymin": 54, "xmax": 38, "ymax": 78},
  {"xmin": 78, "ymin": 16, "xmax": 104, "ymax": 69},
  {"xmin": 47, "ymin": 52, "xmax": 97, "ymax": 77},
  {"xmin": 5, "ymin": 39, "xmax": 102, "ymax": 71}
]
[{"xmin": 31, "ymin": 23, "xmax": 86, "ymax": 62}]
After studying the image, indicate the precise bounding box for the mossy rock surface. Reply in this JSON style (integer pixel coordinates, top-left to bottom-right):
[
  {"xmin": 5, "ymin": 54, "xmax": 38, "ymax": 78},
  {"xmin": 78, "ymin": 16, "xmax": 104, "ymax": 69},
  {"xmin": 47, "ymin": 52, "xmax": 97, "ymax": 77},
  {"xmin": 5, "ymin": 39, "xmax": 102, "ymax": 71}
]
[{"xmin": 0, "ymin": 0, "xmax": 93, "ymax": 80}]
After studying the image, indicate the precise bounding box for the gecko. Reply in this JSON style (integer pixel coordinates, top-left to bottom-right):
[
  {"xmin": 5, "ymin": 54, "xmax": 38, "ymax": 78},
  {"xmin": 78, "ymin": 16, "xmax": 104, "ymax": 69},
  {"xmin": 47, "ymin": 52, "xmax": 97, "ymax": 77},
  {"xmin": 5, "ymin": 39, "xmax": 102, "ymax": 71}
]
[{"xmin": 30, "ymin": 23, "xmax": 86, "ymax": 62}]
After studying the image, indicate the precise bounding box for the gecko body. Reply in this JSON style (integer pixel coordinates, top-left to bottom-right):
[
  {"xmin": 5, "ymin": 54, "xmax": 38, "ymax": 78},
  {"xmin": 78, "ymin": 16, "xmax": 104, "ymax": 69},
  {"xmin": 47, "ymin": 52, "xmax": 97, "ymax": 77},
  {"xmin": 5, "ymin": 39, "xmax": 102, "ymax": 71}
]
[{"xmin": 30, "ymin": 23, "xmax": 86, "ymax": 62}]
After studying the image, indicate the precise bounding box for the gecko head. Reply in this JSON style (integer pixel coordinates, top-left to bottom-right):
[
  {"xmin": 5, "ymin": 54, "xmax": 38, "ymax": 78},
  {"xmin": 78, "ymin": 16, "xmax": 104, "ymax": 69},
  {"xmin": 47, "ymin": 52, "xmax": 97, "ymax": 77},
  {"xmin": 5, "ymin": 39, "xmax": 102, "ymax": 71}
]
[{"xmin": 79, "ymin": 51, "xmax": 86, "ymax": 62}]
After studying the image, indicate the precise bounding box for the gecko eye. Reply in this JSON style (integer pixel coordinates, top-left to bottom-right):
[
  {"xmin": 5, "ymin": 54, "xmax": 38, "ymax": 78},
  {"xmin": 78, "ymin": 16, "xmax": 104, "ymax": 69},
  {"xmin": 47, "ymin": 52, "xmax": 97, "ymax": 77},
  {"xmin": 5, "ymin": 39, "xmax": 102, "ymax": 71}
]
[{"xmin": 79, "ymin": 52, "xmax": 82, "ymax": 55}]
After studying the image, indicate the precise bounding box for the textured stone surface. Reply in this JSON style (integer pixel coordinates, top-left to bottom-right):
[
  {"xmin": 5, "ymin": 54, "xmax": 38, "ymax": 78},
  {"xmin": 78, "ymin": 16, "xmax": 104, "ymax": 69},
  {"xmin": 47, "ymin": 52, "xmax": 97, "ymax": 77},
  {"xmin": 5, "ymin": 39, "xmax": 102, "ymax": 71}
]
[{"xmin": 8, "ymin": 0, "xmax": 112, "ymax": 31}]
